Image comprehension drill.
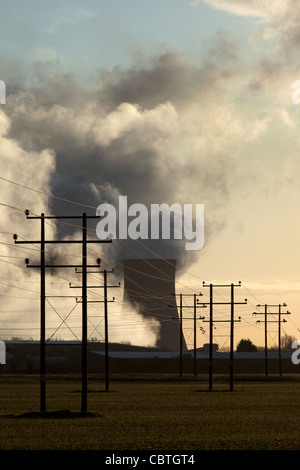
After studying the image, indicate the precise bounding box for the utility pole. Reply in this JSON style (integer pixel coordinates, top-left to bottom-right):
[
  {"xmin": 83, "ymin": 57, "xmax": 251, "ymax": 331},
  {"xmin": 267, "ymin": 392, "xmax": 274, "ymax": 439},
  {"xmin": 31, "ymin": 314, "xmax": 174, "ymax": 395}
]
[
  {"xmin": 253, "ymin": 303, "xmax": 290, "ymax": 376},
  {"xmin": 103, "ymin": 269, "xmax": 109, "ymax": 391},
  {"xmin": 230, "ymin": 283, "xmax": 235, "ymax": 392},
  {"xmin": 179, "ymin": 293, "xmax": 183, "ymax": 376},
  {"xmin": 200, "ymin": 281, "xmax": 247, "ymax": 391},
  {"xmin": 253, "ymin": 304, "xmax": 269, "ymax": 376},
  {"xmin": 170, "ymin": 293, "xmax": 206, "ymax": 377},
  {"xmin": 41, "ymin": 214, "xmax": 46, "ymax": 411},
  {"xmin": 82, "ymin": 212, "xmax": 88, "ymax": 412},
  {"xmin": 14, "ymin": 211, "xmax": 112, "ymax": 413},
  {"xmin": 200, "ymin": 283, "xmax": 214, "ymax": 391},
  {"xmin": 70, "ymin": 267, "xmax": 120, "ymax": 391},
  {"xmin": 193, "ymin": 293, "xmax": 197, "ymax": 378}
]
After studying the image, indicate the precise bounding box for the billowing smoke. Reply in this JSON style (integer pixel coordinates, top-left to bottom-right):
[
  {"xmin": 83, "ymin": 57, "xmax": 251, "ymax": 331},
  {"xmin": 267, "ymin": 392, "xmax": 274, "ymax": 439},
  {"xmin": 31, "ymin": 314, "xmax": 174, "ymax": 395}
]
[
  {"xmin": 3, "ymin": 41, "xmax": 240, "ymax": 274},
  {"xmin": 0, "ymin": 33, "xmax": 261, "ymax": 344}
]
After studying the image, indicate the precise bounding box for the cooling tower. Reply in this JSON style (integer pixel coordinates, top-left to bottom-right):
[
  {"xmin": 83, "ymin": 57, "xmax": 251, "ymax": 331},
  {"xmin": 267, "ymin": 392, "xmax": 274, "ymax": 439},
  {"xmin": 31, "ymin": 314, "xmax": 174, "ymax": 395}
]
[{"xmin": 122, "ymin": 258, "xmax": 187, "ymax": 351}]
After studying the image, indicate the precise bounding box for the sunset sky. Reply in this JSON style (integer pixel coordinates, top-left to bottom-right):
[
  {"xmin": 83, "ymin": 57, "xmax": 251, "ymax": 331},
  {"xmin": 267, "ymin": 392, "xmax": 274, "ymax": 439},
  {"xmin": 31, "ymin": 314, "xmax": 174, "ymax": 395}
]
[{"xmin": 1, "ymin": 0, "xmax": 300, "ymax": 350}]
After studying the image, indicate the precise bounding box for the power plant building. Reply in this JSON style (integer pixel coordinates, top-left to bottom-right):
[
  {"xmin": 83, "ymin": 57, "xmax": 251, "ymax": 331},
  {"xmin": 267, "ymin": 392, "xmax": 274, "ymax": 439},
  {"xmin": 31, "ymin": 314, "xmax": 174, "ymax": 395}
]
[{"xmin": 122, "ymin": 258, "xmax": 187, "ymax": 352}]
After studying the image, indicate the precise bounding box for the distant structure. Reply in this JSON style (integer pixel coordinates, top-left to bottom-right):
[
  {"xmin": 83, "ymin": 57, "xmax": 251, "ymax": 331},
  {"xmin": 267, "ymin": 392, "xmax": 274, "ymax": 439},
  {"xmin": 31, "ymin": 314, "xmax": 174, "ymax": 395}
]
[
  {"xmin": 122, "ymin": 258, "xmax": 187, "ymax": 352},
  {"xmin": 200, "ymin": 343, "xmax": 219, "ymax": 353}
]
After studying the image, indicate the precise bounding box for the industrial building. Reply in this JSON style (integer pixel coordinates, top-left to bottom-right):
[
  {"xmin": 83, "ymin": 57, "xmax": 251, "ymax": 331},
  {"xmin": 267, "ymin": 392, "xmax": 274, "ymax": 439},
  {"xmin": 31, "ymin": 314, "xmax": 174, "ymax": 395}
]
[{"xmin": 122, "ymin": 258, "xmax": 187, "ymax": 352}]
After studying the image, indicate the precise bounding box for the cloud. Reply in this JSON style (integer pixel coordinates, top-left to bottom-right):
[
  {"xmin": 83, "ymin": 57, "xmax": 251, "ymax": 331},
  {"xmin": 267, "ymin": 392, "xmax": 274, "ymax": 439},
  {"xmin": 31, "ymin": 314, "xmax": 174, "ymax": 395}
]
[
  {"xmin": 199, "ymin": 0, "xmax": 300, "ymax": 60},
  {"xmin": 2, "ymin": 28, "xmax": 298, "ymax": 341},
  {"xmin": 2, "ymin": 33, "xmax": 297, "ymax": 274},
  {"xmin": 99, "ymin": 42, "xmax": 239, "ymax": 111},
  {"xmin": 45, "ymin": 7, "xmax": 98, "ymax": 34},
  {"xmin": 0, "ymin": 109, "xmax": 58, "ymax": 340},
  {"xmin": 200, "ymin": 0, "xmax": 290, "ymax": 19},
  {"xmin": 3, "ymin": 44, "xmax": 243, "ymax": 272}
]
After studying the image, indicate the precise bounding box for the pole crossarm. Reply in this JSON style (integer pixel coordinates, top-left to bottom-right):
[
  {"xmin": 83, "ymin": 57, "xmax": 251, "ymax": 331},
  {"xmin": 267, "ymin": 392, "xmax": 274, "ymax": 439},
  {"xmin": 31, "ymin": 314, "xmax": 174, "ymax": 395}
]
[
  {"xmin": 168, "ymin": 305, "xmax": 207, "ymax": 309},
  {"xmin": 253, "ymin": 312, "xmax": 291, "ymax": 315},
  {"xmin": 256, "ymin": 319, "xmax": 287, "ymax": 323},
  {"xmin": 199, "ymin": 318, "xmax": 242, "ymax": 323},
  {"xmin": 26, "ymin": 215, "xmax": 101, "ymax": 219},
  {"xmin": 25, "ymin": 264, "xmax": 103, "ymax": 269},
  {"xmin": 75, "ymin": 298, "xmax": 115, "ymax": 303},
  {"xmin": 14, "ymin": 240, "xmax": 111, "ymax": 244},
  {"xmin": 70, "ymin": 284, "xmax": 121, "ymax": 289},
  {"xmin": 202, "ymin": 281, "xmax": 243, "ymax": 288}
]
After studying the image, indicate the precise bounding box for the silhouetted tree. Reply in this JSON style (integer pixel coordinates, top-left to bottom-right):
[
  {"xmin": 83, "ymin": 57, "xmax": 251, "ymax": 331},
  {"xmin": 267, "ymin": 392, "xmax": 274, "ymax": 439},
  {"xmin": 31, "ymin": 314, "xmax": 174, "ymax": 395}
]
[
  {"xmin": 281, "ymin": 334, "xmax": 297, "ymax": 351},
  {"xmin": 236, "ymin": 338, "xmax": 257, "ymax": 352}
]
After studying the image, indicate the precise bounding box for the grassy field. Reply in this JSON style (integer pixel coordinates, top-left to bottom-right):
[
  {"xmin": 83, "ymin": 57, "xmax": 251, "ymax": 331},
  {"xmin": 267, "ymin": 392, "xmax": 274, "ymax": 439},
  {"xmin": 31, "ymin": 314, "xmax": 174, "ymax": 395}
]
[{"xmin": 0, "ymin": 374, "xmax": 300, "ymax": 450}]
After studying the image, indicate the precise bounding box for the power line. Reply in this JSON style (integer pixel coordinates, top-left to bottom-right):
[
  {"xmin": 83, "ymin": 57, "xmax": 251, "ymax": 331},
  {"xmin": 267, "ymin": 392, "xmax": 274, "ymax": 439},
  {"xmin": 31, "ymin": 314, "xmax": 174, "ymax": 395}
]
[
  {"xmin": 1, "ymin": 179, "xmax": 299, "ymax": 352},
  {"xmin": 0, "ymin": 176, "xmax": 212, "ymax": 292}
]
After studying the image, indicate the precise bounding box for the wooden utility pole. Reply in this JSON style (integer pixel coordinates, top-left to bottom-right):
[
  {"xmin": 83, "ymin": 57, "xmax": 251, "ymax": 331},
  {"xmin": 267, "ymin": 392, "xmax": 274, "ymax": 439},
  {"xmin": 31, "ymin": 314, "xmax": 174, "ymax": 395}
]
[
  {"xmin": 201, "ymin": 281, "xmax": 247, "ymax": 391},
  {"xmin": 253, "ymin": 303, "xmax": 291, "ymax": 376},
  {"xmin": 71, "ymin": 267, "xmax": 120, "ymax": 392},
  {"xmin": 40, "ymin": 213, "xmax": 46, "ymax": 412},
  {"xmin": 170, "ymin": 293, "xmax": 206, "ymax": 377},
  {"xmin": 14, "ymin": 211, "xmax": 112, "ymax": 413}
]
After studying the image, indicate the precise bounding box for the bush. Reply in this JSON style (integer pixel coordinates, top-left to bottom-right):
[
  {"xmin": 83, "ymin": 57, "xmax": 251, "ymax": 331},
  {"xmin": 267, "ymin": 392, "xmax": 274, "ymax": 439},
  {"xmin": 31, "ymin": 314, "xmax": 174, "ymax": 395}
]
[{"xmin": 236, "ymin": 338, "xmax": 257, "ymax": 352}]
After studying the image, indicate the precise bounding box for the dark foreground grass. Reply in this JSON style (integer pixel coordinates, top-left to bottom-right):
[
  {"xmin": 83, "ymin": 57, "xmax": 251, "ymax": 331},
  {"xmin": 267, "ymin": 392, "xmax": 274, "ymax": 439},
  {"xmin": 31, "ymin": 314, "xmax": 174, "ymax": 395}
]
[{"xmin": 0, "ymin": 375, "xmax": 300, "ymax": 450}]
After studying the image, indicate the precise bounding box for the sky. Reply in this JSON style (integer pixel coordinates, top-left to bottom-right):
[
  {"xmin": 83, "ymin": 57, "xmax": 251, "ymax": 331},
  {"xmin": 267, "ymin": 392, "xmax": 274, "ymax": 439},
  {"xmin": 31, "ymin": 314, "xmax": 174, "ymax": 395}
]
[{"xmin": 1, "ymin": 0, "xmax": 300, "ymax": 351}]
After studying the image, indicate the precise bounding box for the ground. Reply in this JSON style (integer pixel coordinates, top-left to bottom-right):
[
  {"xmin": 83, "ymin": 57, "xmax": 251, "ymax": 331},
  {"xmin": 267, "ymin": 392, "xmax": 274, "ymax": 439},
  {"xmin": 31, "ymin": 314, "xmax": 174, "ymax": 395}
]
[{"xmin": 0, "ymin": 374, "xmax": 299, "ymax": 450}]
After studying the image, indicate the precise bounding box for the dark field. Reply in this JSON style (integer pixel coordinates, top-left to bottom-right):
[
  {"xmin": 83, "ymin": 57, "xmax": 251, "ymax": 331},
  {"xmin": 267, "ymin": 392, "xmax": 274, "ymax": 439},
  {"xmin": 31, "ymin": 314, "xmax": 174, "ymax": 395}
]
[{"xmin": 0, "ymin": 375, "xmax": 300, "ymax": 450}]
